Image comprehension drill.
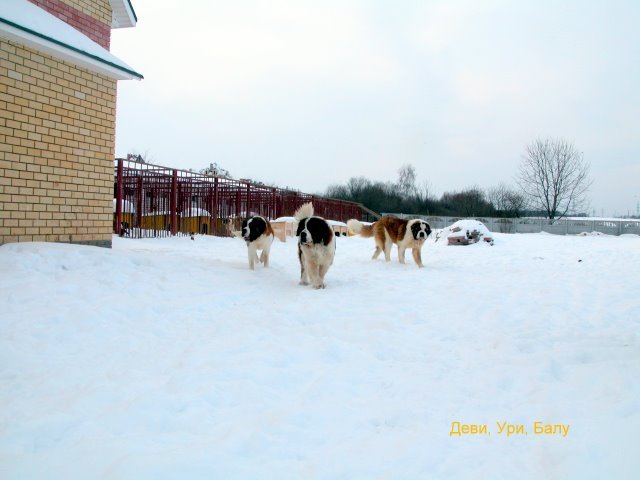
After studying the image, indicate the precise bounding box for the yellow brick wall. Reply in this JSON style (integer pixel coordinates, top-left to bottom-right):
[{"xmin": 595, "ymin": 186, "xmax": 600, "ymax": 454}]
[
  {"xmin": 59, "ymin": 0, "xmax": 113, "ymax": 28},
  {"xmin": 0, "ymin": 39, "xmax": 116, "ymax": 247}
]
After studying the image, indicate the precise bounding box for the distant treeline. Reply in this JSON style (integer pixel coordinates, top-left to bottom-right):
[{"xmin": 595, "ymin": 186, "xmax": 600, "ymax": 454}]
[{"xmin": 324, "ymin": 165, "xmax": 528, "ymax": 218}]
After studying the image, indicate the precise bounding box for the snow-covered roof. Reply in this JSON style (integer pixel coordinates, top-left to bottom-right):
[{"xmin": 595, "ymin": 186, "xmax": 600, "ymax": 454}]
[
  {"xmin": 271, "ymin": 217, "xmax": 347, "ymax": 227},
  {"xmin": 140, "ymin": 209, "xmax": 212, "ymax": 217},
  {"xmin": 183, "ymin": 208, "xmax": 211, "ymax": 217},
  {"xmin": 112, "ymin": 198, "xmax": 135, "ymax": 213},
  {"xmin": 0, "ymin": 0, "xmax": 142, "ymax": 80},
  {"xmin": 326, "ymin": 220, "xmax": 347, "ymax": 227},
  {"xmin": 110, "ymin": 0, "xmax": 137, "ymax": 29},
  {"xmin": 272, "ymin": 217, "xmax": 297, "ymax": 223}
]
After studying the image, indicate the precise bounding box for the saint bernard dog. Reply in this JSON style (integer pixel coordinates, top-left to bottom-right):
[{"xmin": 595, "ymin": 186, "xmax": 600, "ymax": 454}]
[
  {"xmin": 347, "ymin": 217, "xmax": 431, "ymax": 268},
  {"xmin": 294, "ymin": 202, "xmax": 336, "ymax": 289},
  {"xmin": 241, "ymin": 215, "xmax": 274, "ymax": 270}
]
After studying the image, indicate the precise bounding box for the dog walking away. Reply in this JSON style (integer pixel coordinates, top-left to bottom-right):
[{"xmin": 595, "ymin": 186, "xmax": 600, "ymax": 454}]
[
  {"xmin": 241, "ymin": 215, "xmax": 274, "ymax": 270},
  {"xmin": 294, "ymin": 202, "xmax": 336, "ymax": 289},
  {"xmin": 347, "ymin": 217, "xmax": 431, "ymax": 268}
]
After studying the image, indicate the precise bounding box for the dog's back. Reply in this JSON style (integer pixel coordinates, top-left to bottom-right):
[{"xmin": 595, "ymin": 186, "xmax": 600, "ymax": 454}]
[
  {"xmin": 373, "ymin": 217, "xmax": 408, "ymax": 244},
  {"xmin": 349, "ymin": 218, "xmax": 405, "ymax": 242}
]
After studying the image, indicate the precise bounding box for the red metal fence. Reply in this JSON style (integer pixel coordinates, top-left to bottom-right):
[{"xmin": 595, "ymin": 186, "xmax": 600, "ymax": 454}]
[{"xmin": 114, "ymin": 158, "xmax": 372, "ymax": 238}]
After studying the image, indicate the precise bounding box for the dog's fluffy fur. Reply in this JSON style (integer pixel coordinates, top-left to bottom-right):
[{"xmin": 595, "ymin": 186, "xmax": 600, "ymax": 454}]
[
  {"xmin": 347, "ymin": 217, "xmax": 431, "ymax": 268},
  {"xmin": 294, "ymin": 202, "xmax": 335, "ymax": 289},
  {"xmin": 241, "ymin": 215, "xmax": 274, "ymax": 270}
]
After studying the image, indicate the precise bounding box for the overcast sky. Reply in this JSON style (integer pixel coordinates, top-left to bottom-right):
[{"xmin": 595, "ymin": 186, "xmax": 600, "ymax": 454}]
[{"xmin": 111, "ymin": 0, "xmax": 640, "ymax": 217}]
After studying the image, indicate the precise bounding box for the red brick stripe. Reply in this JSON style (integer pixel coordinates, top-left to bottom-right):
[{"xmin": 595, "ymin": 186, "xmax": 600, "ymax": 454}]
[{"xmin": 27, "ymin": 0, "xmax": 111, "ymax": 49}]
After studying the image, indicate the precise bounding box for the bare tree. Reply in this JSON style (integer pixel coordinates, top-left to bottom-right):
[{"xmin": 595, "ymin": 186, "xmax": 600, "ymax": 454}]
[
  {"xmin": 440, "ymin": 186, "xmax": 494, "ymax": 217},
  {"xmin": 415, "ymin": 180, "xmax": 435, "ymax": 203},
  {"xmin": 516, "ymin": 138, "xmax": 591, "ymax": 219},
  {"xmin": 397, "ymin": 164, "xmax": 418, "ymax": 198},
  {"xmin": 346, "ymin": 176, "xmax": 369, "ymax": 198},
  {"xmin": 487, "ymin": 183, "xmax": 528, "ymax": 217}
]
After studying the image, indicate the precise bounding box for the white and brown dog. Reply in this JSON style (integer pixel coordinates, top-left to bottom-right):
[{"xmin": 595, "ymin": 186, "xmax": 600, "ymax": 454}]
[
  {"xmin": 347, "ymin": 217, "xmax": 431, "ymax": 268},
  {"xmin": 295, "ymin": 202, "xmax": 336, "ymax": 289},
  {"xmin": 241, "ymin": 215, "xmax": 274, "ymax": 270}
]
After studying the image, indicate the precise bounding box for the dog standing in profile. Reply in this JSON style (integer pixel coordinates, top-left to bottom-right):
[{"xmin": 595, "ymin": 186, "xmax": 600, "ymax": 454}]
[
  {"xmin": 347, "ymin": 217, "xmax": 431, "ymax": 268},
  {"xmin": 241, "ymin": 215, "xmax": 274, "ymax": 270},
  {"xmin": 294, "ymin": 202, "xmax": 336, "ymax": 289}
]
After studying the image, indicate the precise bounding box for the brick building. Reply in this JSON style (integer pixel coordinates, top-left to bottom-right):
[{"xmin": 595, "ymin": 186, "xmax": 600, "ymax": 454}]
[{"xmin": 0, "ymin": 0, "xmax": 141, "ymax": 248}]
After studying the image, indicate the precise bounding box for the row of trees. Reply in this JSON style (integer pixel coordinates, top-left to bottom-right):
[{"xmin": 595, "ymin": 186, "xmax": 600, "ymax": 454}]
[
  {"xmin": 325, "ymin": 138, "xmax": 591, "ymax": 220},
  {"xmin": 325, "ymin": 172, "xmax": 526, "ymax": 218}
]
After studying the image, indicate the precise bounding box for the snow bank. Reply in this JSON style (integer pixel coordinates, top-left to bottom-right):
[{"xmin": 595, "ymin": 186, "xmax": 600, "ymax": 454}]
[
  {"xmin": 1, "ymin": 232, "xmax": 639, "ymax": 479},
  {"xmin": 434, "ymin": 219, "xmax": 493, "ymax": 246}
]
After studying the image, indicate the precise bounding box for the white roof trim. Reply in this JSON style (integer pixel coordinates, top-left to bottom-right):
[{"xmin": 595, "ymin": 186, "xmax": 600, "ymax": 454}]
[
  {"xmin": 110, "ymin": 0, "xmax": 137, "ymax": 29},
  {"xmin": 0, "ymin": 0, "xmax": 142, "ymax": 81}
]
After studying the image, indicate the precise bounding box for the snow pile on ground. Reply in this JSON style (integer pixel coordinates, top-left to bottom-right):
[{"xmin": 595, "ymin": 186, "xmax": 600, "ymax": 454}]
[
  {"xmin": 578, "ymin": 231, "xmax": 608, "ymax": 236},
  {"xmin": 326, "ymin": 219, "xmax": 347, "ymax": 227},
  {"xmin": 434, "ymin": 219, "xmax": 493, "ymax": 246},
  {"xmin": 1, "ymin": 232, "xmax": 639, "ymax": 479}
]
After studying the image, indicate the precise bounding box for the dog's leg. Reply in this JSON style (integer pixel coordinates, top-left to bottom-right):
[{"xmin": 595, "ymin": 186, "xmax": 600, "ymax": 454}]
[
  {"xmin": 372, "ymin": 235, "xmax": 384, "ymax": 260},
  {"xmin": 247, "ymin": 243, "xmax": 258, "ymax": 270},
  {"xmin": 260, "ymin": 242, "xmax": 271, "ymax": 267},
  {"xmin": 412, "ymin": 247, "xmax": 424, "ymax": 268},
  {"xmin": 383, "ymin": 240, "xmax": 392, "ymax": 262},
  {"xmin": 298, "ymin": 246, "xmax": 309, "ymax": 285},
  {"xmin": 308, "ymin": 260, "xmax": 323, "ymax": 289},
  {"xmin": 384, "ymin": 244, "xmax": 392, "ymax": 262},
  {"xmin": 398, "ymin": 245, "xmax": 407, "ymax": 264},
  {"xmin": 382, "ymin": 229, "xmax": 393, "ymax": 262},
  {"xmin": 317, "ymin": 263, "xmax": 330, "ymax": 289}
]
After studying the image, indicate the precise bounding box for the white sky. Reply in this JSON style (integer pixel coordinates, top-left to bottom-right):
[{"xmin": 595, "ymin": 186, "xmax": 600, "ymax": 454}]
[{"xmin": 111, "ymin": 0, "xmax": 640, "ymax": 216}]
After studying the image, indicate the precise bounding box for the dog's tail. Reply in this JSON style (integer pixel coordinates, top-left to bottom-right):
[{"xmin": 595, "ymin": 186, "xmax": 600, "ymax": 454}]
[
  {"xmin": 347, "ymin": 219, "xmax": 374, "ymax": 237},
  {"xmin": 294, "ymin": 202, "xmax": 314, "ymax": 221}
]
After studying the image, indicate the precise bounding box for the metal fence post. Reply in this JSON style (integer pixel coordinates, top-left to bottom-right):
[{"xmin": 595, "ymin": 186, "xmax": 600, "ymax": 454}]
[
  {"xmin": 136, "ymin": 175, "xmax": 143, "ymax": 231},
  {"xmin": 170, "ymin": 170, "xmax": 178, "ymax": 236},
  {"xmin": 246, "ymin": 182, "xmax": 251, "ymax": 217},
  {"xmin": 213, "ymin": 177, "xmax": 219, "ymax": 234},
  {"xmin": 271, "ymin": 188, "xmax": 277, "ymax": 220},
  {"xmin": 115, "ymin": 158, "xmax": 123, "ymax": 234}
]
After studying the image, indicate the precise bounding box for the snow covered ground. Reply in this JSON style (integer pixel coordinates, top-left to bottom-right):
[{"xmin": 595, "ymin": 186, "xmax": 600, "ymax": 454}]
[{"xmin": 1, "ymin": 231, "xmax": 639, "ymax": 479}]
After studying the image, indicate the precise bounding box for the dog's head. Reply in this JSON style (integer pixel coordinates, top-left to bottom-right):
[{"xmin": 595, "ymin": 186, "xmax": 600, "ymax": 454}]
[
  {"xmin": 410, "ymin": 220, "xmax": 432, "ymax": 241},
  {"xmin": 297, "ymin": 217, "xmax": 333, "ymax": 246},
  {"xmin": 241, "ymin": 216, "xmax": 268, "ymax": 243}
]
